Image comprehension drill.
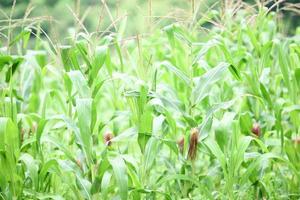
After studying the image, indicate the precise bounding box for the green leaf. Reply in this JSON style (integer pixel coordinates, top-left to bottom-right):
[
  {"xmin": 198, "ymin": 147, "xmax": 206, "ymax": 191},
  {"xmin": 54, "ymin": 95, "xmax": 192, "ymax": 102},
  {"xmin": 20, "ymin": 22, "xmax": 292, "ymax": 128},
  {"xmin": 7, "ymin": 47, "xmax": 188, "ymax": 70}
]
[
  {"xmin": 60, "ymin": 45, "xmax": 72, "ymax": 71},
  {"xmin": 36, "ymin": 118, "xmax": 48, "ymax": 152},
  {"xmin": 67, "ymin": 70, "xmax": 91, "ymax": 98},
  {"xmin": 259, "ymin": 82, "xmax": 273, "ymax": 108},
  {"xmin": 100, "ymin": 171, "xmax": 112, "ymax": 199},
  {"xmin": 9, "ymin": 28, "xmax": 31, "ymax": 48},
  {"xmin": 164, "ymin": 24, "xmax": 176, "ymax": 48},
  {"xmin": 192, "ymin": 62, "xmax": 230, "ymax": 105},
  {"xmin": 5, "ymin": 56, "xmax": 24, "ymax": 83},
  {"xmin": 39, "ymin": 159, "xmax": 61, "ymax": 182},
  {"xmin": 19, "ymin": 153, "xmax": 39, "ymax": 190},
  {"xmin": 295, "ymin": 68, "xmax": 300, "ymax": 88},
  {"xmin": 109, "ymin": 156, "xmax": 128, "ymax": 200},
  {"xmin": 60, "ymin": 46, "xmax": 80, "ymax": 71},
  {"xmin": 192, "ymin": 39, "xmax": 219, "ymax": 65},
  {"xmin": 157, "ymin": 174, "xmax": 213, "ymax": 199},
  {"xmin": 229, "ymin": 64, "xmax": 241, "ymax": 80},
  {"xmin": 76, "ymin": 41, "xmax": 92, "ymax": 70},
  {"xmin": 144, "ymin": 137, "xmax": 160, "ymax": 172},
  {"xmin": 234, "ymin": 136, "xmax": 253, "ymax": 173},
  {"xmin": 41, "ymin": 135, "xmax": 76, "ymax": 163},
  {"xmin": 0, "ymin": 55, "xmax": 12, "ymax": 71},
  {"xmin": 76, "ymin": 98, "xmax": 93, "ymax": 165},
  {"xmin": 240, "ymin": 153, "xmax": 282, "ymax": 185},
  {"xmin": 138, "ymin": 105, "xmax": 153, "ymax": 153},
  {"xmin": 199, "ymin": 99, "xmax": 236, "ymax": 139},
  {"xmin": 89, "ymin": 46, "xmax": 107, "ymax": 85},
  {"xmin": 160, "ymin": 61, "xmax": 190, "ymax": 85},
  {"xmin": 278, "ymin": 44, "xmax": 291, "ymax": 93},
  {"xmin": 239, "ymin": 112, "xmax": 252, "ymax": 134},
  {"xmin": 0, "ymin": 117, "xmax": 19, "ymax": 158},
  {"xmin": 0, "ymin": 117, "xmax": 20, "ymax": 196},
  {"xmin": 204, "ymin": 140, "xmax": 226, "ymax": 173}
]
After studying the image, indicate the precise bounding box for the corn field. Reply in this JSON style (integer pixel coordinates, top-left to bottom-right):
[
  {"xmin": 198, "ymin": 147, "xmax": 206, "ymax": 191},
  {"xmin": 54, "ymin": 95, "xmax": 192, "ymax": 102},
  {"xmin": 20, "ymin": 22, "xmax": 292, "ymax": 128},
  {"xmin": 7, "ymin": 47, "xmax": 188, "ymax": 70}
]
[{"xmin": 0, "ymin": 1, "xmax": 300, "ymax": 199}]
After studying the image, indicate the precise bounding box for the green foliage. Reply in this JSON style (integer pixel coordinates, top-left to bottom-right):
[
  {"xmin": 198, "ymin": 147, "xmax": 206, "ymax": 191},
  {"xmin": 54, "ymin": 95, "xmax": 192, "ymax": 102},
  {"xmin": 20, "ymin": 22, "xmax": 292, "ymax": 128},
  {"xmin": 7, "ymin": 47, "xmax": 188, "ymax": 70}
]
[{"xmin": 1, "ymin": 1, "xmax": 300, "ymax": 199}]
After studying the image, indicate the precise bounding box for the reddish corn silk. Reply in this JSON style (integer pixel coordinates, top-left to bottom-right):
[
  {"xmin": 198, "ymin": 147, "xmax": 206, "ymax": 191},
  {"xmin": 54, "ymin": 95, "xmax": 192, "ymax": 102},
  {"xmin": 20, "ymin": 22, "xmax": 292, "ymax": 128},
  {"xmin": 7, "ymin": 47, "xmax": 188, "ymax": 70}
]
[
  {"xmin": 177, "ymin": 136, "xmax": 184, "ymax": 154},
  {"xmin": 104, "ymin": 132, "xmax": 114, "ymax": 146},
  {"xmin": 31, "ymin": 123, "xmax": 37, "ymax": 134},
  {"xmin": 251, "ymin": 123, "xmax": 261, "ymax": 137},
  {"xmin": 292, "ymin": 137, "xmax": 300, "ymax": 145},
  {"xmin": 20, "ymin": 128, "xmax": 25, "ymax": 144},
  {"xmin": 188, "ymin": 128, "xmax": 199, "ymax": 161},
  {"xmin": 76, "ymin": 159, "xmax": 82, "ymax": 169}
]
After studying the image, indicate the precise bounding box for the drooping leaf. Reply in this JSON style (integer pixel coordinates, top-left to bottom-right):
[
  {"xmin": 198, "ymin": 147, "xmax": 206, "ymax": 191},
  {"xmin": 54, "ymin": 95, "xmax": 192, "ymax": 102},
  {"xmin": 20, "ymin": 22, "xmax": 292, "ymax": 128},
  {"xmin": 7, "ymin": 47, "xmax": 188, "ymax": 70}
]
[{"xmin": 192, "ymin": 62, "xmax": 230, "ymax": 105}]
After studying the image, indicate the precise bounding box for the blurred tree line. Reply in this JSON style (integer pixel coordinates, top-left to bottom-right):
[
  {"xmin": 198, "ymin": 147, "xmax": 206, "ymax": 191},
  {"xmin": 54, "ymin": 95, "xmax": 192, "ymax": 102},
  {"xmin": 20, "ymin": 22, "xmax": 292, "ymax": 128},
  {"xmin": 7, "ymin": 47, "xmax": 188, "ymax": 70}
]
[
  {"xmin": 0, "ymin": 0, "xmax": 299, "ymax": 39},
  {"xmin": 0, "ymin": 0, "xmax": 194, "ymax": 40}
]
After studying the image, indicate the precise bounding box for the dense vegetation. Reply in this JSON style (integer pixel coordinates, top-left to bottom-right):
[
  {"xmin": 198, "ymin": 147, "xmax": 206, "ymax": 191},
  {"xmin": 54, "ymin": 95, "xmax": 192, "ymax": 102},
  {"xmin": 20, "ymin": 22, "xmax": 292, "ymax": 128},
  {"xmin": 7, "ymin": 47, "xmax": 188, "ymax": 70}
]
[{"xmin": 1, "ymin": 1, "xmax": 300, "ymax": 199}]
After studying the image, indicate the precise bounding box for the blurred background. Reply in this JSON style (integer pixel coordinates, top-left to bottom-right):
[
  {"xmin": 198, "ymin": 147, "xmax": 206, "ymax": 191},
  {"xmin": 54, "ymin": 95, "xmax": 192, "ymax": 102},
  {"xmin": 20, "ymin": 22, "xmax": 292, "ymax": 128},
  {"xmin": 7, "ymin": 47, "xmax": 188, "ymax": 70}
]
[{"xmin": 0, "ymin": 0, "xmax": 300, "ymax": 40}]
